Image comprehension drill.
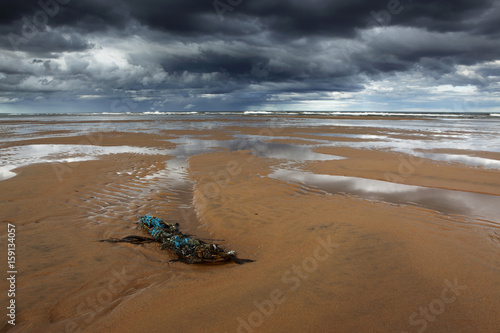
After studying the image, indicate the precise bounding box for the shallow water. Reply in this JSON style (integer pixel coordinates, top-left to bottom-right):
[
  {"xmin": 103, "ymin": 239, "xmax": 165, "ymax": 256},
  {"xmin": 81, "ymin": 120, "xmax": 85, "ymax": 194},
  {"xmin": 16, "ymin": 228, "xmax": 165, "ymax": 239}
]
[
  {"xmin": 269, "ymin": 169, "xmax": 500, "ymax": 226},
  {"xmin": 0, "ymin": 144, "xmax": 172, "ymax": 181},
  {"xmin": 0, "ymin": 137, "xmax": 343, "ymax": 180},
  {"xmin": 2, "ymin": 115, "xmax": 499, "ymax": 222}
]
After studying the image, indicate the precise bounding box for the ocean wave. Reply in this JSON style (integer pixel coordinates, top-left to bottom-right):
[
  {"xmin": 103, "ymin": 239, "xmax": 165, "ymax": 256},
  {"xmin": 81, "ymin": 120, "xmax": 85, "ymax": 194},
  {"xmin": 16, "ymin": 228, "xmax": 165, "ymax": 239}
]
[
  {"xmin": 243, "ymin": 111, "xmax": 275, "ymax": 115},
  {"xmin": 1, "ymin": 111, "xmax": 498, "ymax": 118},
  {"xmin": 141, "ymin": 111, "xmax": 199, "ymax": 115}
]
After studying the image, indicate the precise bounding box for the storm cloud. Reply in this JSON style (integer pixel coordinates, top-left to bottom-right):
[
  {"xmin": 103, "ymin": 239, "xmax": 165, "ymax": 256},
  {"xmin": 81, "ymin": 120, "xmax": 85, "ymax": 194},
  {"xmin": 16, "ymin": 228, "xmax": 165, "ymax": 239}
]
[{"xmin": 0, "ymin": 0, "xmax": 499, "ymax": 112}]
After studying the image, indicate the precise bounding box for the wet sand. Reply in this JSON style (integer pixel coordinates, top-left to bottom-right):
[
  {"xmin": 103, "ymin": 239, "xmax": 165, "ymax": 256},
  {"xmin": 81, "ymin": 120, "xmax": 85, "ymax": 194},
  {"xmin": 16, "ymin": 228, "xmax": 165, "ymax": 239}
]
[{"xmin": 1, "ymin": 117, "xmax": 500, "ymax": 332}]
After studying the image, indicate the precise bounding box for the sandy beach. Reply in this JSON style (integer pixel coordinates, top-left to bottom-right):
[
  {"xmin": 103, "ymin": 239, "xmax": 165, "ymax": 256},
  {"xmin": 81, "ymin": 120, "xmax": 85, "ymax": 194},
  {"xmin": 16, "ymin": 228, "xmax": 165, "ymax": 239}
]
[{"xmin": 1, "ymin": 115, "xmax": 499, "ymax": 332}]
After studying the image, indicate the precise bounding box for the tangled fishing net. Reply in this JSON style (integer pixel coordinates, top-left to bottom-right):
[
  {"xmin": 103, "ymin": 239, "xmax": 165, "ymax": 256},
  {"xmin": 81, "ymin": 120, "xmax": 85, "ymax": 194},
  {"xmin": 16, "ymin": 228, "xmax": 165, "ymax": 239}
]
[{"xmin": 101, "ymin": 215, "xmax": 254, "ymax": 265}]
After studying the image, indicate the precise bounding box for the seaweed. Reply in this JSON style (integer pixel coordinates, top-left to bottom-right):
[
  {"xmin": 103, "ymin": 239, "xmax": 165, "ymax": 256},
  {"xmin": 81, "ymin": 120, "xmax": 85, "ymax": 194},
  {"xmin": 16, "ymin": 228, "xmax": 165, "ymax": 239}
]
[{"xmin": 100, "ymin": 215, "xmax": 255, "ymax": 265}]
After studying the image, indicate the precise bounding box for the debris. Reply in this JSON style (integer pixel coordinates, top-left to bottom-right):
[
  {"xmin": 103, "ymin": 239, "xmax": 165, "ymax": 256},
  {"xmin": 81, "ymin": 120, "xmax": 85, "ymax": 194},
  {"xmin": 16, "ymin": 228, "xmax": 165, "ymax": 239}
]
[
  {"xmin": 101, "ymin": 215, "xmax": 254, "ymax": 265},
  {"xmin": 100, "ymin": 235, "xmax": 156, "ymax": 244}
]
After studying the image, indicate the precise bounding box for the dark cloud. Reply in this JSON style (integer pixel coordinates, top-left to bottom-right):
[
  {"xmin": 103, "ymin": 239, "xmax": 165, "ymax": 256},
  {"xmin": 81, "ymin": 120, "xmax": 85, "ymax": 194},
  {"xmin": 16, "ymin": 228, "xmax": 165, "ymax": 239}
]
[
  {"xmin": 4, "ymin": 0, "xmax": 497, "ymax": 36},
  {"xmin": 397, "ymin": 0, "xmax": 495, "ymax": 33},
  {"xmin": 0, "ymin": 0, "xmax": 499, "ymax": 112}
]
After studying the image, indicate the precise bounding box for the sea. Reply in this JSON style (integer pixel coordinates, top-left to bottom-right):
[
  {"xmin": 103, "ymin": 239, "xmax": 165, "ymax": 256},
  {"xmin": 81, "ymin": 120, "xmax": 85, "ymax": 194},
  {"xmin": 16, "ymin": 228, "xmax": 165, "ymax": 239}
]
[
  {"xmin": 2, "ymin": 111, "xmax": 500, "ymax": 176},
  {"xmin": 1, "ymin": 110, "xmax": 500, "ymax": 224}
]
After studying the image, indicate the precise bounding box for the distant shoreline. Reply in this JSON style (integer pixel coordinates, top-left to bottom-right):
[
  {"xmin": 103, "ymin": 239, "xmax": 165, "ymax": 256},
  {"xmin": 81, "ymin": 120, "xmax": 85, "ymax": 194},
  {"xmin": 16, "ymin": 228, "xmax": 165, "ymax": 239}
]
[{"xmin": 1, "ymin": 111, "xmax": 499, "ymax": 120}]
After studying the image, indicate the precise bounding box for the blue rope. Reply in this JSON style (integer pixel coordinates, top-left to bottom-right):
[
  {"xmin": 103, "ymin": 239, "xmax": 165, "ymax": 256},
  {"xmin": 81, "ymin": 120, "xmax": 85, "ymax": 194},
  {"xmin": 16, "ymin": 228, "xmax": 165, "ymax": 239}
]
[
  {"xmin": 170, "ymin": 235, "xmax": 192, "ymax": 248},
  {"xmin": 140, "ymin": 215, "xmax": 165, "ymax": 230}
]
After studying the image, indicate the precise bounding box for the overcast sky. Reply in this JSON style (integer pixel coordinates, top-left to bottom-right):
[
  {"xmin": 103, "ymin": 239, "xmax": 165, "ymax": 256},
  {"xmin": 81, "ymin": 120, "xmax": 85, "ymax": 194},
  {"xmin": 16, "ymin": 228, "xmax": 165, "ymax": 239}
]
[{"xmin": 0, "ymin": 0, "xmax": 499, "ymax": 113}]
